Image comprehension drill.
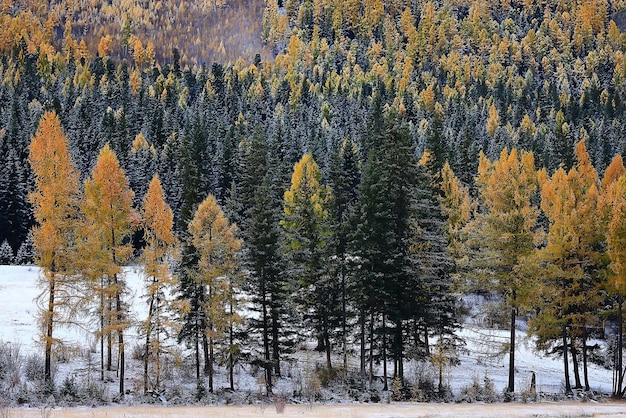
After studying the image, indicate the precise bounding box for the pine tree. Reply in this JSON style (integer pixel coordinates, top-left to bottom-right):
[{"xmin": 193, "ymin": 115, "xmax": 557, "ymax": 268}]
[
  {"xmin": 29, "ymin": 111, "xmax": 82, "ymax": 383},
  {"xmin": 328, "ymin": 138, "xmax": 360, "ymax": 371},
  {"xmin": 352, "ymin": 113, "xmax": 458, "ymax": 390},
  {"xmin": 237, "ymin": 129, "xmax": 287, "ymax": 393},
  {"xmin": 0, "ymin": 239, "xmax": 13, "ymax": 264},
  {"xmin": 473, "ymin": 148, "xmax": 539, "ymax": 394},
  {"xmin": 281, "ymin": 153, "xmax": 334, "ymax": 370},
  {"xmin": 82, "ymin": 144, "xmax": 135, "ymax": 397},
  {"xmin": 15, "ymin": 230, "xmax": 35, "ymax": 265},
  {"xmin": 141, "ymin": 174, "xmax": 178, "ymax": 394}
]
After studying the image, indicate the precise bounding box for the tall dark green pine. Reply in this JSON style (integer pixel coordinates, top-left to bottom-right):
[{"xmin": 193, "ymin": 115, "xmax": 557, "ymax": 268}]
[
  {"xmin": 352, "ymin": 112, "xmax": 459, "ymax": 390},
  {"xmin": 236, "ymin": 129, "xmax": 289, "ymax": 393},
  {"xmin": 328, "ymin": 138, "xmax": 361, "ymax": 371}
]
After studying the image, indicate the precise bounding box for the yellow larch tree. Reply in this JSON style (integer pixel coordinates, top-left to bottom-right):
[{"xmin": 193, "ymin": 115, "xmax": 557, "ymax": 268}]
[
  {"xmin": 141, "ymin": 174, "xmax": 179, "ymax": 394},
  {"xmin": 533, "ymin": 141, "xmax": 604, "ymax": 392},
  {"xmin": 600, "ymin": 153, "xmax": 626, "ymax": 396},
  {"xmin": 188, "ymin": 194, "xmax": 241, "ymax": 393},
  {"xmin": 474, "ymin": 148, "xmax": 539, "ymax": 394},
  {"xmin": 29, "ymin": 111, "xmax": 82, "ymax": 384},
  {"xmin": 82, "ymin": 143, "xmax": 135, "ymax": 397}
]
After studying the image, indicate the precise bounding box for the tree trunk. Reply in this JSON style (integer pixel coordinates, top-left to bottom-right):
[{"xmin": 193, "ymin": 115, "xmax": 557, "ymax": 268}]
[
  {"xmin": 397, "ymin": 321, "xmax": 403, "ymax": 382},
  {"xmin": 616, "ymin": 296, "xmax": 626, "ymax": 397},
  {"xmin": 209, "ymin": 334, "xmax": 214, "ymax": 393},
  {"xmin": 582, "ymin": 327, "xmax": 590, "ymax": 391},
  {"xmin": 194, "ymin": 319, "xmax": 200, "ymax": 380},
  {"xmin": 117, "ymin": 287, "xmax": 125, "ymax": 397},
  {"xmin": 368, "ymin": 310, "xmax": 374, "ymax": 388},
  {"xmin": 271, "ymin": 302, "xmax": 281, "ymax": 377},
  {"xmin": 202, "ymin": 333, "xmax": 210, "ymax": 376},
  {"xmin": 107, "ymin": 294, "xmax": 112, "ymax": 371},
  {"xmin": 261, "ymin": 279, "xmax": 272, "ymax": 394},
  {"xmin": 563, "ymin": 325, "xmax": 572, "ymax": 394},
  {"xmin": 229, "ymin": 294, "xmax": 234, "ymax": 391},
  {"xmin": 342, "ymin": 263, "xmax": 347, "ymax": 372},
  {"xmin": 507, "ymin": 306, "xmax": 516, "ymax": 394},
  {"xmin": 323, "ymin": 311, "xmax": 332, "ymax": 371},
  {"xmin": 44, "ymin": 275, "xmax": 55, "ymax": 382},
  {"xmin": 144, "ymin": 294, "xmax": 155, "ymax": 395},
  {"xmin": 100, "ymin": 284, "xmax": 105, "ymax": 381},
  {"xmin": 360, "ymin": 310, "xmax": 365, "ymax": 378},
  {"xmin": 571, "ymin": 342, "xmax": 582, "ymax": 389},
  {"xmin": 382, "ymin": 310, "xmax": 388, "ymax": 391}
]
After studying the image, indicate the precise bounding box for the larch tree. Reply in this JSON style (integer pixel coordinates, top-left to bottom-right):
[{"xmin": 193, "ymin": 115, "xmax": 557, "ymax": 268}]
[
  {"xmin": 474, "ymin": 148, "xmax": 539, "ymax": 394},
  {"xmin": 281, "ymin": 153, "xmax": 334, "ymax": 371},
  {"xmin": 82, "ymin": 143, "xmax": 135, "ymax": 397},
  {"xmin": 533, "ymin": 141, "xmax": 604, "ymax": 391},
  {"xmin": 187, "ymin": 194, "xmax": 241, "ymax": 393},
  {"xmin": 601, "ymin": 154, "xmax": 626, "ymax": 397},
  {"xmin": 141, "ymin": 174, "xmax": 178, "ymax": 394},
  {"xmin": 29, "ymin": 111, "xmax": 82, "ymax": 384}
]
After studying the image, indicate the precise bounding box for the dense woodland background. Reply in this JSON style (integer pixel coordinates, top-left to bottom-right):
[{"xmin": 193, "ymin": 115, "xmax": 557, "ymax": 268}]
[{"xmin": 2, "ymin": 0, "xmax": 626, "ymax": 404}]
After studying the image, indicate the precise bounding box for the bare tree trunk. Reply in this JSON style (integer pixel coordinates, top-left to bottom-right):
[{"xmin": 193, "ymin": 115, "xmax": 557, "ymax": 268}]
[
  {"xmin": 507, "ymin": 306, "xmax": 516, "ymax": 394},
  {"xmin": 144, "ymin": 294, "xmax": 155, "ymax": 395},
  {"xmin": 382, "ymin": 310, "xmax": 388, "ymax": 391},
  {"xmin": 209, "ymin": 333, "xmax": 214, "ymax": 393},
  {"xmin": 261, "ymin": 277, "xmax": 272, "ymax": 394},
  {"xmin": 229, "ymin": 293, "xmax": 234, "ymax": 391},
  {"xmin": 571, "ymin": 342, "xmax": 582, "ymax": 389},
  {"xmin": 360, "ymin": 310, "xmax": 365, "ymax": 378},
  {"xmin": 582, "ymin": 327, "xmax": 590, "ymax": 391},
  {"xmin": 271, "ymin": 300, "xmax": 281, "ymax": 377},
  {"xmin": 195, "ymin": 321, "xmax": 200, "ymax": 380},
  {"xmin": 563, "ymin": 325, "xmax": 572, "ymax": 395},
  {"xmin": 116, "ymin": 284, "xmax": 125, "ymax": 397},
  {"xmin": 44, "ymin": 275, "xmax": 55, "ymax": 382},
  {"xmin": 100, "ymin": 282, "xmax": 105, "ymax": 381},
  {"xmin": 368, "ymin": 310, "xmax": 374, "ymax": 388},
  {"xmin": 202, "ymin": 333, "xmax": 210, "ymax": 376},
  {"xmin": 618, "ymin": 299, "xmax": 624, "ymax": 397}
]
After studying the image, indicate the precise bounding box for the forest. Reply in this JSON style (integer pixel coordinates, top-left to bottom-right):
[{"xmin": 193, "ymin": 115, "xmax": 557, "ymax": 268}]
[{"xmin": 2, "ymin": 0, "xmax": 626, "ymax": 405}]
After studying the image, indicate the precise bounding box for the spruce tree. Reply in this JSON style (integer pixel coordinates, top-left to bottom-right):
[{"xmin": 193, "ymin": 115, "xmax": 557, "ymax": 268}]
[
  {"xmin": 281, "ymin": 154, "xmax": 334, "ymax": 370},
  {"xmin": 237, "ymin": 129, "xmax": 287, "ymax": 393}
]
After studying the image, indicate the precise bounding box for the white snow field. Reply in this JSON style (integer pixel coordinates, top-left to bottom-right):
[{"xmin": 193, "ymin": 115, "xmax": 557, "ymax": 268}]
[{"xmin": 0, "ymin": 265, "xmax": 623, "ymax": 417}]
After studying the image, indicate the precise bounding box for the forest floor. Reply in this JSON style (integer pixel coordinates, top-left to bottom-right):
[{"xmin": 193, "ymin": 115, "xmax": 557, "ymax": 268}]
[
  {"xmin": 4, "ymin": 401, "xmax": 626, "ymax": 417},
  {"xmin": 0, "ymin": 265, "xmax": 621, "ymax": 414}
]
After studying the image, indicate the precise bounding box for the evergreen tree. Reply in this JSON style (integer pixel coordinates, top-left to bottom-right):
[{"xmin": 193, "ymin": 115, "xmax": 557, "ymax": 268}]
[
  {"xmin": 328, "ymin": 138, "xmax": 360, "ymax": 371},
  {"xmin": 15, "ymin": 230, "xmax": 35, "ymax": 265},
  {"xmin": 352, "ymin": 113, "xmax": 458, "ymax": 390},
  {"xmin": 281, "ymin": 154, "xmax": 334, "ymax": 370},
  {"xmin": 0, "ymin": 239, "xmax": 13, "ymax": 264},
  {"xmin": 237, "ymin": 130, "xmax": 287, "ymax": 393}
]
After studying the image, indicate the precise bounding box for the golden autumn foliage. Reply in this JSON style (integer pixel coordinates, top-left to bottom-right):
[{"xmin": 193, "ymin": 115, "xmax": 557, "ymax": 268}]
[
  {"xmin": 283, "ymin": 153, "xmax": 330, "ymax": 226},
  {"xmin": 82, "ymin": 143, "xmax": 135, "ymax": 396},
  {"xmin": 188, "ymin": 193, "xmax": 241, "ymax": 392},
  {"xmin": 29, "ymin": 111, "xmax": 82, "ymax": 382},
  {"xmin": 141, "ymin": 174, "xmax": 178, "ymax": 393}
]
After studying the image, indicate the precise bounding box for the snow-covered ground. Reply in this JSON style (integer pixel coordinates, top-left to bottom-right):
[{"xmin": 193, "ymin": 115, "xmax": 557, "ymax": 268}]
[{"xmin": 0, "ymin": 265, "xmax": 615, "ymax": 401}]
